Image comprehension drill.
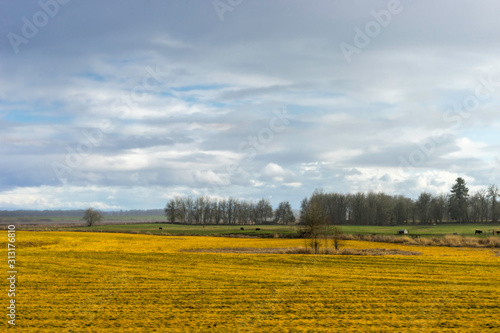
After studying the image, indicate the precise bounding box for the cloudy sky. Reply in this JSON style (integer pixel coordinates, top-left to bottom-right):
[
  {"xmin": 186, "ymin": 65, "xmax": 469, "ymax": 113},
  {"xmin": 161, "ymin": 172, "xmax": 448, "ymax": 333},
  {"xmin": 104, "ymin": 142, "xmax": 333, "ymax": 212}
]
[{"xmin": 1, "ymin": 0, "xmax": 500, "ymax": 210}]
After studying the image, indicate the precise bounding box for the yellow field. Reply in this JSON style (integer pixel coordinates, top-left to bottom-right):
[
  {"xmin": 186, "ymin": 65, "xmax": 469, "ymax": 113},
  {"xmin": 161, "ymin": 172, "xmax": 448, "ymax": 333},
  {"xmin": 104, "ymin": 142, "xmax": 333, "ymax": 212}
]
[{"xmin": 3, "ymin": 231, "xmax": 500, "ymax": 332}]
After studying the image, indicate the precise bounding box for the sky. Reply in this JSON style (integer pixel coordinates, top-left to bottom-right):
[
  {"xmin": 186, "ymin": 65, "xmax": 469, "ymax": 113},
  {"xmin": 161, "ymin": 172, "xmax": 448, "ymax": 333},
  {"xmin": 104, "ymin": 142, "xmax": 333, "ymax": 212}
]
[{"xmin": 1, "ymin": 0, "xmax": 500, "ymax": 210}]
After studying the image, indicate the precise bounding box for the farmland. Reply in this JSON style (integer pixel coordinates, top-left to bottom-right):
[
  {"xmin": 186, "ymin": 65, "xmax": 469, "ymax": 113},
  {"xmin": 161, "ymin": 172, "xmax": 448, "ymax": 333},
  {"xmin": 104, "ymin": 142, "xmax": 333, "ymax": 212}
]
[
  {"xmin": 4, "ymin": 215, "xmax": 500, "ymax": 238},
  {"xmin": 3, "ymin": 231, "xmax": 500, "ymax": 332}
]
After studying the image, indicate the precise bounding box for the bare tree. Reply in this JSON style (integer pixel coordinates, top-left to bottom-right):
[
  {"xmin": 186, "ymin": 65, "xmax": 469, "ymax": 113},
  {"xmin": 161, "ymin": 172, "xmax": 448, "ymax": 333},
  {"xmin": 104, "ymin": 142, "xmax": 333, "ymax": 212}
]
[
  {"xmin": 193, "ymin": 196, "xmax": 205, "ymax": 224},
  {"xmin": 430, "ymin": 194, "xmax": 447, "ymax": 223},
  {"xmin": 274, "ymin": 201, "xmax": 295, "ymax": 224},
  {"xmin": 255, "ymin": 198, "xmax": 273, "ymax": 224},
  {"xmin": 347, "ymin": 192, "xmax": 367, "ymax": 225},
  {"xmin": 185, "ymin": 196, "xmax": 194, "ymax": 224},
  {"xmin": 416, "ymin": 192, "xmax": 432, "ymax": 224},
  {"xmin": 202, "ymin": 196, "xmax": 211, "ymax": 225},
  {"xmin": 83, "ymin": 208, "xmax": 102, "ymax": 227},
  {"xmin": 488, "ymin": 185, "xmax": 499, "ymax": 223},
  {"xmin": 174, "ymin": 197, "xmax": 185, "ymax": 223},
  {"xmin": 392, "ymin": 195, "xmax": 408, "ymax": 225},
  {"xmin": 330, "ymin": 225, "xmax": 343, "ymax": 251},
  {"xmin": 300, "ymin": 193, "xmax": 328, "ymax": 254},
  {"xmin": 477, "ymin": 189, "xmax": 489, "ymax": 223},
  {"xmin": 164, "ymin": 199, "xmax": 176, "ymax": 223},
  {"xmin": 469, "ymin": 193, "xmax": 481, "ymax": 223}
]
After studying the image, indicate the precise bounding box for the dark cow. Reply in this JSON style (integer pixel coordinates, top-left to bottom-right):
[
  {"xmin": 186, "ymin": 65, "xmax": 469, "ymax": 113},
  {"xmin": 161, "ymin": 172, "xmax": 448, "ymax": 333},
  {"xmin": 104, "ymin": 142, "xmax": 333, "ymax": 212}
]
[
  {"xmin": 475, "ymin": 230, "xmax": 483, "ymax": 235},
  {"xmin": 256, "ymin": 228, "xmax": 261, "ymax": 231},
  {"xmin": 496, "ymin": 230, "xmax": 500, "ymax": 235},
  {"xmin": 240, "ymin": 227, "xmax": 245, "ymax": 230},
  {"xmin": 159, "ymin": 227, "xmax": 162, "ymax": 230}
]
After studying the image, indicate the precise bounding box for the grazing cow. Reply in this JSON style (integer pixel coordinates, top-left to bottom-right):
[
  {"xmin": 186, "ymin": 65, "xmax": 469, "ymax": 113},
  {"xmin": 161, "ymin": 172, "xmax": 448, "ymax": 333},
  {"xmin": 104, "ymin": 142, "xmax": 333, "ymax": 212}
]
[
  {"xmin": 256, "ymin": 228, "xmax": 261, "ymax": 231},
  {"xmin": 240, "ymin": 227, "xmax": 244, "ymax": 230},
  {"xmin": 496, "ymin": 230, "xmax": 500, "ymax": 235},
  {"xmin": 475, "ymin": 230, "xmax": 483, "ymax": 235},
  {"xmin": 159, "ymin": 227, "xmax": 162, "ymax": 230}
]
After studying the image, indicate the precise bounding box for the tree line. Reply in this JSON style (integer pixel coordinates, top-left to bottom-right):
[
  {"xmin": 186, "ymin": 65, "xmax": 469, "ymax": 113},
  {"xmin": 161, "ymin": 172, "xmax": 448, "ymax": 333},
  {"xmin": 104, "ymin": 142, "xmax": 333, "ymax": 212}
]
[
  {"xmin": 164, "ymin": 196, "xmax": 295, "ymax": 225},
  {"xmin": 299, "ymin": 179, "xmax": 499, "ymax": 226},
  {"xmin": 162, "ymin": 178, "xmax": 498, "ymax": 226}
]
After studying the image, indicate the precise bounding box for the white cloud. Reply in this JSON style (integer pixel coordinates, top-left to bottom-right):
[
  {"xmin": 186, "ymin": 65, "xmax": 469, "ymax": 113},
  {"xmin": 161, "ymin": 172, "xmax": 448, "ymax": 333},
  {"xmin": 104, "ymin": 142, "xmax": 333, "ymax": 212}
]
[
  {"xmin": 284, "ymin": 182, "xmax": 302, "ymax": 188},
  {"xmin": 261, "ymin": 163, "xmax": 297, "ymax": 184},
  {"xmin": 192, "ymin": 170, "xmax": 230, "ymax": 187},
  {"xmin": 444, "ymin": 138, "xmax": 490, "ymax": 160},
  {"xmin": 262, "ymin": 163, "xmax": 286, "ymax": 177}
]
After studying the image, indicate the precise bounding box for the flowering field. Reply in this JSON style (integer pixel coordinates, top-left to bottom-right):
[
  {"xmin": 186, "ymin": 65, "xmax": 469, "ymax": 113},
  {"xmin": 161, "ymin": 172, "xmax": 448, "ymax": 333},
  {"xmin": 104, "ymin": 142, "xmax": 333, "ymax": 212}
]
[{"xmin": 3, "ymin": 231, "xmax": 500, "ymax": 332}]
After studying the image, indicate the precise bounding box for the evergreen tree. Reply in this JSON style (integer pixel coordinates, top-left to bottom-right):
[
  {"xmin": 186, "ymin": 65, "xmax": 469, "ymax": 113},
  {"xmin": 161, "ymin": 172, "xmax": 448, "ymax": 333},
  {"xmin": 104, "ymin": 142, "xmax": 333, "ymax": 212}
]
[{"xmin": 449, "ymin": 177, "xmax": 469, "ymax": 223}]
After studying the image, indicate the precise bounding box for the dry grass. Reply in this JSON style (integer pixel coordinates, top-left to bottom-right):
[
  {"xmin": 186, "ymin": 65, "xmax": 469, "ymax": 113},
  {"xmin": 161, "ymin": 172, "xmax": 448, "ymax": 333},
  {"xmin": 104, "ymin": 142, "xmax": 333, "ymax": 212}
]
[
  {"xmin": 183, "ymin": 246, "xmax": 422, "ymax": 256},
  {"xmin": 340, "ymin": 234, "xmax": 500, "ymax": 248},
  {"xmin": 182, "ymin": 234, "xmax": 500, "ymax": 254},
  {"xmin": 283, "ymin": 247, "xmax": 421, "ymax": 256}
]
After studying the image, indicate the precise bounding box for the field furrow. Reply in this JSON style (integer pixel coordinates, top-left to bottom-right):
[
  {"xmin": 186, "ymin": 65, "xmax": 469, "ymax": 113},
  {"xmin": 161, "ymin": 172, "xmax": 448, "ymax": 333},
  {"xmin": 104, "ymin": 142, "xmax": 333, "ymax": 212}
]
[{"xmin": 2, "ymin": 231, "xmax": 499, "ymax": 332}]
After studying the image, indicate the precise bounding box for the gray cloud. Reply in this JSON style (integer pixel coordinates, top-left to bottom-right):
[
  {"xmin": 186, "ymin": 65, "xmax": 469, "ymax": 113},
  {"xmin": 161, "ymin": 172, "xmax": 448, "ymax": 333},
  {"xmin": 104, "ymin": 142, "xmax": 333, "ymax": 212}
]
[{"xmin": 1, "ymin": 1, "xmax": 500, "ymax": 209}]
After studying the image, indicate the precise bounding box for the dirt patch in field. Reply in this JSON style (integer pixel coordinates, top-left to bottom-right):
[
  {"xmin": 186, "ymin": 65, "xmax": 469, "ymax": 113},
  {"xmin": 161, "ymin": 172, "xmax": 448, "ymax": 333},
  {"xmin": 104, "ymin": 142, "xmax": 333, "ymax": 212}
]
[
  {"xmin": 182, "ymin": 247, "xmax": 422, "ymax": 256},
  {"xmin": 182, "ymin": 247, "xmax": 285, "ymax": 254}
]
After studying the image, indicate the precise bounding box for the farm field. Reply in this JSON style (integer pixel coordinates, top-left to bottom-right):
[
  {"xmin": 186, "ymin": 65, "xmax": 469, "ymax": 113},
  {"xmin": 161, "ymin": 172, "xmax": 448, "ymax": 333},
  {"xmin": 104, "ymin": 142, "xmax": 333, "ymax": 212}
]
[
  {"xmin": 49, "ymin": 222, "xmax": 500, "ymax": 238},
  {"xmin": 56, "ymin": 223, "xmax": 300, "ymax": 237},
  {"xmin": 3, "ymin": 231, "xmax": 500, "ymax": 332},
  {"xmin": 2, "ymin": 213, "xmax": 500, "ymax": 238}
]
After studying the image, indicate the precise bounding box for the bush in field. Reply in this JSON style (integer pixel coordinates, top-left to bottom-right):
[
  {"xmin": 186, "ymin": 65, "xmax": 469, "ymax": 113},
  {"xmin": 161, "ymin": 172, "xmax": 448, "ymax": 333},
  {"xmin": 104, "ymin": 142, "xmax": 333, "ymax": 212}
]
[{"xmin": 330, "ymin": 225, "xmax": 343, "ymax": 250}]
